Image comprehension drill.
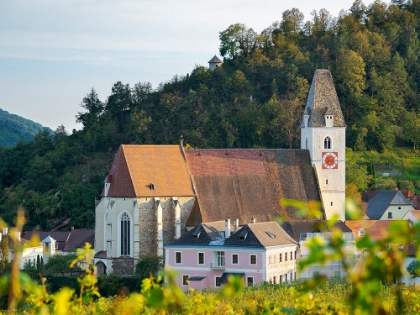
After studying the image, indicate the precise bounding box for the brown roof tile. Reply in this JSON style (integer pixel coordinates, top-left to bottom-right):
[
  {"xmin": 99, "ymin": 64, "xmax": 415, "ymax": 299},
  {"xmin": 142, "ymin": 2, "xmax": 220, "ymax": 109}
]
[
  {"xmin": 186, "ymin": 149, "xmax": 322, "ymax": 225},
  {"xmin": 345, "ymin": 220, "xmax": 409, "ymax": 241},
  {"xmin": 107, "ymin": 145, "xmax": 194, "ymax": 197}
]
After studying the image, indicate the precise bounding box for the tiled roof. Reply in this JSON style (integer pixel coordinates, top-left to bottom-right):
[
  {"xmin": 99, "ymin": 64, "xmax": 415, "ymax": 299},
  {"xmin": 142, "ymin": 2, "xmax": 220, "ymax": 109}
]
[
  {"xmin": 301, "ymin": 69, "xmax": 346, "ymax": 128},
  {"xmin": 366, "ymin": 190, "xmax": 411, "ymax": 219},
  {"xmin": 106, "ymin": 145, "xmax": 194, "ymax": 197},
  {"xmin": 208, "ymin": 55, "xmax": 222, "ymax": 63},
  {"xmin": 168, "ymin": 221, "xmax": 226, "ymax": 246},
  {"xmin": 345, "ymin": 220, "xmax": 409, "ymax": 241},
  {"xmin": 94, "ymin": 250, "xmax": 107, "ymax": 259},
  {"xmin": 186, "ymin": 149, "xmax": 322, "ymax": 225},
  {"xmin": 225, "ymin": 222, "xmax": 296, "ymax": 247},
  {"xmin": 409, "ymin": 210, "xmax": 420, "ymax": 220},
  {"xmin": 280, "ymin": 220, "xmax": 351, "ymax": 242},
  {"xmin": 63, "ymin": 229, "xmax": 94, "ymax": 251},
  {"xmin": 22, "ymin": 231, "xmax": 71, "ymax": 243}
]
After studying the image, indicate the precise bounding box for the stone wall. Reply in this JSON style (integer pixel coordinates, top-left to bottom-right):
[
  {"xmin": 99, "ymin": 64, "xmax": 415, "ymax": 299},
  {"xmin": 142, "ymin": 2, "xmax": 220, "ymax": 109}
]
[{"xmin": 111, "ymin": 257, "xmax": 134, "ymax": 275}]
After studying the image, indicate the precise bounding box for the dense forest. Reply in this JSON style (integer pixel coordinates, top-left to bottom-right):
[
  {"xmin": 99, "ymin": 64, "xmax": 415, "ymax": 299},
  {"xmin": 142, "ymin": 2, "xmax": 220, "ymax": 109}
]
[
  {"xmin": 0, "ymin": 109, "xmax": 51, "ymax": 147},
  {"xmin": 1, "ymin": 0, "xmax": 420, "ymax": 229}
]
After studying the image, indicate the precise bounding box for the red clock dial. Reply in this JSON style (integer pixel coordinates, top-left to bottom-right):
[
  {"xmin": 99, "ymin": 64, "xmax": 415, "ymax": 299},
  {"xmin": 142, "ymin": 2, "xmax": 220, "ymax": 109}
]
[{"xmin": 322, "ymin": 152, "xmax": 338, "ymax": 169}]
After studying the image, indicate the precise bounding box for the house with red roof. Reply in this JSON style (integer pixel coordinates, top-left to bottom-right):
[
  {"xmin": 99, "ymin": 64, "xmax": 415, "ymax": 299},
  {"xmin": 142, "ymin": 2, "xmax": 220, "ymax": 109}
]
[{"xmin": 95, "ymin": 69, "xmax": 347, "ymax": 275}]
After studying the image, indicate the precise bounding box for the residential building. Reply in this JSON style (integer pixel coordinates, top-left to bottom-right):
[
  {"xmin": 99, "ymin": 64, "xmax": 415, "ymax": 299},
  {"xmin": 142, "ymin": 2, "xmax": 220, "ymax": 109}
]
[
  {"xmin": 2, "ymin": 228, "xmax": 44, "ymax": 269},
  {"xmin": 281, "ymin": 220, "xmax": 355, "ymax": 279},
  {"xmin": 365, "ymin": 190, "xmax": 414, "ymax": 220},
  {"xmin": 165, "ymin": 220, "xmax": 297, "ymax": 290},
  {"xmin": 345, "ymin": 220, "xmax": 416, "ymax": 285}
]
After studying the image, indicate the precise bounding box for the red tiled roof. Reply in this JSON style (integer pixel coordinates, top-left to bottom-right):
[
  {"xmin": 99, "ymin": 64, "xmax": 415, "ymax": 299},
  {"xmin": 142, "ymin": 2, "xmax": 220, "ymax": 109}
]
[
  {"xmin": 106, "ymin": 145, "xmax": 194, "ymax": 197},
  {"xmin": 345, "ymin": 220, "xmax": 409, "ymax": 241}
]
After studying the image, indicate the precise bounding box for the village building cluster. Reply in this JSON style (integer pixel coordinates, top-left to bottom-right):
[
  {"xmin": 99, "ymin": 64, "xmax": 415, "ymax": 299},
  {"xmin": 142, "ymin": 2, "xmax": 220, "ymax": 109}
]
[{"xmin": 13, "ymin": 67, "xmax": 420, "ymax": 289}]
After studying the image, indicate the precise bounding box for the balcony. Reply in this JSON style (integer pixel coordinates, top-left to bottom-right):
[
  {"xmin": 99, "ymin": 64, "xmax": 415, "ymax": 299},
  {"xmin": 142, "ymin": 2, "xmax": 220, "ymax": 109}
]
[{"xmin": 210, "ymin": 263, "xmax": 225, "ymax": 270}]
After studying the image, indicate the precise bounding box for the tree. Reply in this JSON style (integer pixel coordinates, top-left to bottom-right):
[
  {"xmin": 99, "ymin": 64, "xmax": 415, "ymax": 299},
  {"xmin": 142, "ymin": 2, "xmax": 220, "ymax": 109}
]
[
  {"xmin": 105, "ymin": 82, "xmax": 133, "ymax": 132},
  {"xmin": 135, "ymin": 254, "xmax": 163, "ymax": 280},
  {"xmin": 281, "ymin": 8, "xmax": 305, "ymax": 35},
  {"xmin": 76, "ymin": 88, "xmax": 104, "ymax": 129},
  {"xmin": 219, "ymin": 24, "xmax": 260, "ymax": 59},
  {"xmin": 44, "ymin": 254, "xmax": 81, "ymax": 276},
  {"xmin": 0, "ymin": 235, "xmax": 9, "ymax": 274}
]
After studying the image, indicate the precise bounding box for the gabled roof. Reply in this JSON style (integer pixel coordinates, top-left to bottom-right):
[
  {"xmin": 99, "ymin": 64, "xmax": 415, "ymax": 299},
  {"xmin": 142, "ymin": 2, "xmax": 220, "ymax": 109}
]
[
  {"xmin": 105, "ymin": 145, "xmax": 194, "ymax": 197},
  {"xmin": 366, "ymin": 190, "xmax": 412, "ymax": 219},
  {"xmin": 168, "ymin": 221, "xmax": 226, "ymax": 246},
  {"xmin": 208, "ymin": 55, "xmax": 222, "ymax": 63},
  {"xmin": 408, "ymin": 210, "xmax": 420, "ymax": 220},
  {"xmin": 280, "ymin": 220, "xmax": 351, "ymax": 242},
  {"xmin": 186, "ymin": 149, "xmax": 322, "ymax": 225},
  {"xmin": 63, "ymin": 229, "xmax": 94, "ymax": 251},
  {"xmin": 301, "ymin": 69, "xmax": 346, "ymax": 128},
  {"xmin": 225, "ymin": 222, "xmax": 296, "ymax": 247},
  {"xmin": 22, "ymin": 231, "xmax": 71, "ymax": 250},
  {"xmin": 345, "ymin": 220, "xmax": 409, "ymax": 241}
]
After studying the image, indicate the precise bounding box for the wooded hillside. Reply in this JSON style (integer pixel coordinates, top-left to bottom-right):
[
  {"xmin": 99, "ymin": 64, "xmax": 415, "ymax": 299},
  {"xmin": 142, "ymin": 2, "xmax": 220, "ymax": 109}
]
[{"xmin": 1, "ymin": 0, "xmax": 420, "ymax": 229}]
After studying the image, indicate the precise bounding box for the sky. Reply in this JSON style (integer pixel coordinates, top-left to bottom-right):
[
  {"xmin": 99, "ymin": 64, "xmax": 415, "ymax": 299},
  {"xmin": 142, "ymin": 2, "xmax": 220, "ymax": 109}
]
[{"xmin": 0, "ymin": 0, "xmax": 377, "ymax": 132}]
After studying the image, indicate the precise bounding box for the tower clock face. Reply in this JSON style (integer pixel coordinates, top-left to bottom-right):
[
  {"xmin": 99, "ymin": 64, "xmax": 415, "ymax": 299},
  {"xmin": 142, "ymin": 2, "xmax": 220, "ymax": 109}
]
[{"xmin": 322, "ymin": 152, "xmax": 338, "ymax": 169}]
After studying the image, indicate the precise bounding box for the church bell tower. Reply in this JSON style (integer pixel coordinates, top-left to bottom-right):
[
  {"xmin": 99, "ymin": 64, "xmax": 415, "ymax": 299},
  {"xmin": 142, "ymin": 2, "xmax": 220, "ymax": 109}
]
[{"xmin": 301, "ymin": 69, "xmax": 346, "ymax": 221}]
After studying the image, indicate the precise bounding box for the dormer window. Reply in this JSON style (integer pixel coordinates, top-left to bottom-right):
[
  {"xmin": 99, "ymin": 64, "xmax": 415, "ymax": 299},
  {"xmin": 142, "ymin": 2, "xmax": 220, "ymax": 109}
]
[
  {"xmin": 325, "ymin": 115, "xmax": 333, "ymax": 127},
  {"xmin": 304, "ymin": 115, "xmax": 310, "ymax": 128},
  {"xmin": 324, "ymin": 136, "xmax": 332, "ymax": 149},
  {"xmin": 358, "ymin": 228, "xmax": 365, "ymax": 237}
]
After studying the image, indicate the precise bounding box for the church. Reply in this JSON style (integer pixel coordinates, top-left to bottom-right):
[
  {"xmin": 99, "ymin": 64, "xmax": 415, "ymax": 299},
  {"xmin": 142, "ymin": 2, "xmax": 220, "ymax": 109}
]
[{"xmin": 94, "ymin": 69, "xmax": 346, "ymax": 274}]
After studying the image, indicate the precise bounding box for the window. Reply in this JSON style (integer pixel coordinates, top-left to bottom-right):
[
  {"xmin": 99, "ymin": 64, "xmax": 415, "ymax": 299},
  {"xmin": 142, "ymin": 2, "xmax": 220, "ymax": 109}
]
[
  {"xmin": 290, "ymin": 251, "xmax": 293, "ymax": 260},
  {"xmin": 388, "ymin": 212, "xmax": 393, "ymax": 219},
  {"xmin": 326, "ymin": 179, "xmax": 328, "ymax": 185},
  {"xmin": 285, "ymin": 274, "xmax": 288, "ymax": 282},
  {"xmin": 324, "ymin": 136, "xmax": 331, "ymax": 149},
  {"xmin": 294, "ymin": 272, "xmax": 296, "ymax": 280},
  {"xmin": 232, "ymin": 254, "xmax": 238, "ymax": 264},
  {"xmin": 176, "ymin": 252, "xmax": 182, "ymax": 264},
  {"xmin": 273, "ymin": 276, "xmax": 277, "ymax": 284},
  {"xmin": 215, "ymin": 276, "xmax": 222, "ymax": 287},
  {"xmin": 331, "ymin": 202, "xmax": 333, "ymax": 206},
  {"xmin": 279, "ymin": 253, "xmax": 282, "ymax": 262},
  {"xmin": 250, "ymin": 254, "xmax": 257, "ymax": 265},
  {"xmin": 216, "ymin": 251, "xmax": 225, "ymax": 266},
  {"xmin": 269, "ymin": 256, "xmax": 272, "ymax": 264},
  {"xmin": 182, "ymin": 275, "xmax": 189, "ymax": 285},
  {"xmin": 285, "ymin": 252, "xmax": 288, "ymax": 261},
  {"xmin": 398, "ymin": 207, "xmax": 402, "ymax": 210},
  {"xmin": 247, "ymin": 277, "xmax": 254, "ymax": 287},
  {"xmin": 198, "ymin": 252, "xmax": 204, "ymax": 265},
  {"xmin": 120, "ymin": 212, "xmax": 130, "ymax": 256},
  {"xmin": 295, "ymin": 251, "xmax": 297, "ymax": 260},
  {"xmin": 305, "ymin": 137, "xmax": 308, "ymax": 149}
]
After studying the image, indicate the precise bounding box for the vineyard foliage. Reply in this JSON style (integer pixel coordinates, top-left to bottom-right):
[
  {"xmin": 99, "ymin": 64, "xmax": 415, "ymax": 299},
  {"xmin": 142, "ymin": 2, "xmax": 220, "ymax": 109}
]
[{"xmin": 0, "ymin": 201, "xmax": 419, "ymax": 314}]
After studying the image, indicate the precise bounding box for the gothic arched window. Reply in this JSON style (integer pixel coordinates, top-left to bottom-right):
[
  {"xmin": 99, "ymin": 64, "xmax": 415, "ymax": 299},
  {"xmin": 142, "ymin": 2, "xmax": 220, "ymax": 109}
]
[
  {"xmin": 324, "ymin": 136, "xmax": 331, "ymax": 149},
  {"xmin": 120, "ymin": 212, "xmax": 130, "ymax": 256},
  {"xmin": 305, "ymin": 137, "xmax": 308, "ymax": 149}
]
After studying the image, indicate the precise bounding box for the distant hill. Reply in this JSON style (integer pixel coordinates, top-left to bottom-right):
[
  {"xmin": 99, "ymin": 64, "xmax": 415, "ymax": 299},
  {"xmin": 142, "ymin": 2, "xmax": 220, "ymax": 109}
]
[{"xmin": 0, "ymin": 108, "xmax": 52, "ymax": 147}]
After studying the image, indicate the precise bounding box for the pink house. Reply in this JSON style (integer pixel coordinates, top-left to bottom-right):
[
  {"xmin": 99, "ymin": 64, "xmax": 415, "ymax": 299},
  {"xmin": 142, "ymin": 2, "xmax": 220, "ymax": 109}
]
[{"xmin": 165, "ymin": 220, "xmax": 298, "ymax": 290}]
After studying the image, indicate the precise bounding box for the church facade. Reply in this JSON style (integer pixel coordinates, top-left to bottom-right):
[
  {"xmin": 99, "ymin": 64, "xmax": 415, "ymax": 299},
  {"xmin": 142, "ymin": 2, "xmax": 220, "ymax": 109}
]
[{"xmin": 94, "ymin": 69, "xmax": 346, "ymax": 274}]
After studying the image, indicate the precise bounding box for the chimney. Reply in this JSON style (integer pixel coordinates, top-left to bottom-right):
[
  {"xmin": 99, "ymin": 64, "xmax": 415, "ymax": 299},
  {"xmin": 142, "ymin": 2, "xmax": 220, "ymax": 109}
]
[
  {"xmin": 225, "ymin": 219, "xmax": 231, "ymax": 238},
  {"xmin": 251, "ymin": 217, "xmax": 256, "ymax": 224},
  {"xmin": 233, "ymin": 219, "xmax": 239, "ymax": 232}
]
